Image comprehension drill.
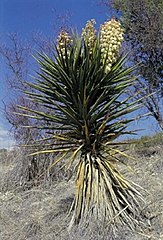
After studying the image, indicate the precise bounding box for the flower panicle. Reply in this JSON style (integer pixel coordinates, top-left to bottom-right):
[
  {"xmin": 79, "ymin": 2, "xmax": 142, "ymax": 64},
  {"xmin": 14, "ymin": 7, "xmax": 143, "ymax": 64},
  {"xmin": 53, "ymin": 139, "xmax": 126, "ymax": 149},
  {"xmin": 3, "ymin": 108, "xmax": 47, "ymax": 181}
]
[
  {"xmin": 81, "ymin": 19, "xmax": 97, "ymax": 54},
  {"xmin": 57, "ymin": 30, "xmax": 72, "ymax": 57},
  {"xmin": 100, "ymin": 18, "xmax": 124, "ymax": 72}
]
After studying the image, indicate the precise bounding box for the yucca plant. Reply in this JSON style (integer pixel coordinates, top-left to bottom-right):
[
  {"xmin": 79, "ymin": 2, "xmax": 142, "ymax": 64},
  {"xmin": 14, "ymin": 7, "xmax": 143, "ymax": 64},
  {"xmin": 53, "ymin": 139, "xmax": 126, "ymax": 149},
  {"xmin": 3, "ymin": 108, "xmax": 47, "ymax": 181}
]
[{"xmin": 18, "ymin": 19, "xmax": 144, "ymax": 229}]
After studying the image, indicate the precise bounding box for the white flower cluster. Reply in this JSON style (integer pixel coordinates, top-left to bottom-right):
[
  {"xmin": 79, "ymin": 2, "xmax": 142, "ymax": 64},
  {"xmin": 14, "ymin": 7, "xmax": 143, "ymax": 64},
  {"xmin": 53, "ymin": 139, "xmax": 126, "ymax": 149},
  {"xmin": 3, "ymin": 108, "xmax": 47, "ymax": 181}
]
[
  {"xmin": 100, "ymin": 19, "xmax": 124, "ymax": 73},
  {"xmin": 57, "ymin": 30, "xmax": 72, "ymax": 57},
  {"xmin": 81, "ymin": 19, "xmax": 96, "ymax": 54},
  {"xmin": 56, "ymin": 19, "xmax": 124, "ymax": 72}
]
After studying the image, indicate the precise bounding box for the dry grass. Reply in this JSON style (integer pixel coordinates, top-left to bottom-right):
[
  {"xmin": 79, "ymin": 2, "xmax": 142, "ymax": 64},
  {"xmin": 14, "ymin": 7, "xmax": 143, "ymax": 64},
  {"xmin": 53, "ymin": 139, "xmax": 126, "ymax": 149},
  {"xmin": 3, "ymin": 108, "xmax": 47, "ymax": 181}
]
[{"xmin": 0, "ymin": 142, "xmax": 163, "ymax": 240}]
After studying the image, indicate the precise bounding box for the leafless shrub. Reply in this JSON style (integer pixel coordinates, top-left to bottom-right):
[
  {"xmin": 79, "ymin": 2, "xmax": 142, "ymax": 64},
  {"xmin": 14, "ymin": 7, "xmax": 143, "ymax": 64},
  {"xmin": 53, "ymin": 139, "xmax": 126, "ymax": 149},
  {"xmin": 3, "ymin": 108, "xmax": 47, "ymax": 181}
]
[
  {"xmin": 0, "ymin": 148, "xmax": 73, "ymax": 192},
  {"xmin": 0, "ymin": 13, "xmax": 72, "ymax": 186}
]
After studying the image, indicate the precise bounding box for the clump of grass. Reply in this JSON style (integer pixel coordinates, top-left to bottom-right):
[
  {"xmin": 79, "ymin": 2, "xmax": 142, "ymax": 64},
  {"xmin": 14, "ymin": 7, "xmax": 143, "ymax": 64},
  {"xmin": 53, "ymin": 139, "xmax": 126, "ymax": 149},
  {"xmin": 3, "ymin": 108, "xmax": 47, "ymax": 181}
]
[
  {"xmin": 136, "ymin": 132, "xmax": 163, "ymax": 148},
  {"xmin": 129, "ymin": 132, "xmax": 163, "ymax": 156}
]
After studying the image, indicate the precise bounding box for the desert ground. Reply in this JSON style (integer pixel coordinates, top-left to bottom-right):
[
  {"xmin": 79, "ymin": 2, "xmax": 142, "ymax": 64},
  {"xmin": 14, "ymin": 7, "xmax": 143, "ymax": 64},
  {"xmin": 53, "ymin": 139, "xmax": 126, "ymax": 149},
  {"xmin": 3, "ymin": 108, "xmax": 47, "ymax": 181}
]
[{"xmin": 0, "ymin": 136, "xmax": 163, "ymax": 240}]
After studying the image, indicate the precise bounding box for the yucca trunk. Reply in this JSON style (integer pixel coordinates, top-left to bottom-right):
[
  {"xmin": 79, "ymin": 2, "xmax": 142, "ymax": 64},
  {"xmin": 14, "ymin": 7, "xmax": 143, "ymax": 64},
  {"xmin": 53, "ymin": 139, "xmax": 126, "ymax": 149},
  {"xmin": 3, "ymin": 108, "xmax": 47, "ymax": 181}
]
[{"xmin": 70, "ymin": 152, "xmax": 141, "ymax": 227}]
